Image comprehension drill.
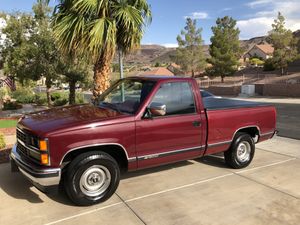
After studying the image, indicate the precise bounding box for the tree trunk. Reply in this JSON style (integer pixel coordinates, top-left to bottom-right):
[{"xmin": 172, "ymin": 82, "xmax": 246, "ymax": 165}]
[
  {"xmin": 192, "ymin": 70, "xmax": 195, "ymax": 78},
  {"xmin": 281, "ymin": 67, "xmax": 284, "ymax": 76},
  {"xmin": 221, "ymin": 76, "xmax": 224, "ymax": 83},
  {"xmin": 69, "ymin": 80, "xmax": 76, "ymax": 105},
  {"xmin": 45, "ymin": 77, "xmax": 51, "ymax": 107},
  {"xmin": 93, "ymin": 51, "xmax": 114, "ymax": 101}
]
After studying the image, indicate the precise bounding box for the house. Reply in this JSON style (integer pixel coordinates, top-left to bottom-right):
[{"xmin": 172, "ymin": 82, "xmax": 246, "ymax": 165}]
[
  {"xmin": 138, "ymin": 67, "xmax": 174, "ymax": 76},
  {"xmin": 243, "ymin": 44, "xmax": 274, "ymax": 61}
]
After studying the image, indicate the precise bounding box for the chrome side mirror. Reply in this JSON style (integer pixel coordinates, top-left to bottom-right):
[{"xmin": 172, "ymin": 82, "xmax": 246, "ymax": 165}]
[{"xmin": 148, "ymin": 102, "xmax": 166, "ymax": 116}]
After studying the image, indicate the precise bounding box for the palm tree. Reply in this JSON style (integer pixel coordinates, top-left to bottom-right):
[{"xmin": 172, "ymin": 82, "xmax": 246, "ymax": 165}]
[{"xmin": 52, "ymin": 0, "xmax": 151, "ymax": 99}]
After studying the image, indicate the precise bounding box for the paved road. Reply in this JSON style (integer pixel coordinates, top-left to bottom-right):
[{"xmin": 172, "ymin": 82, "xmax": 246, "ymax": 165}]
[
  {"xmin": 273, "ymin": 102, "xmax": 300, "ymax": 140},
  {"xmin": 235, "ymin": 97, "xmax": 300, "ymax": 140},
  {"xmin": 0, "ymin": 136, "xmax": 299, "ymax": 225}
]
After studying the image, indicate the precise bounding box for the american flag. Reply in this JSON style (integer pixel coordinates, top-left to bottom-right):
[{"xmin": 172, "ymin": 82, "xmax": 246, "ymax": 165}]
[{"xmin": 0, "ymin": 76, "xmax": 16, "ymax": 91}]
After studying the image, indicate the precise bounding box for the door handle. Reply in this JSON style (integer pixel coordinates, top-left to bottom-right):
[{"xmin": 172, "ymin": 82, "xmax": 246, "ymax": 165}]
[{"xmin": 192, "ymin": 121, "xmax": 201, "ymax": 127}]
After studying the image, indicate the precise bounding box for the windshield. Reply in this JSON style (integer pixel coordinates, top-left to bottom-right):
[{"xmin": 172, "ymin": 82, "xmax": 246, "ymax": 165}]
[{"xmin": 97, "ymin": 79, "xmax": 156, "ymax": 114}]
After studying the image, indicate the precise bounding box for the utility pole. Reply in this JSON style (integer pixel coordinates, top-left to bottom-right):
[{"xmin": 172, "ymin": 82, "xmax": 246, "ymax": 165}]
[{"xmin": 119, "ymin": 50, "xmax": 125, "ymax": 102}]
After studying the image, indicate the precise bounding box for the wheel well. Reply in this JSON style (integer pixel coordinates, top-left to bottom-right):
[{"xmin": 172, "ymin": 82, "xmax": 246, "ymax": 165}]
[
  {"xmin": 61, "ymin": 145, "xmax": 128, "ymax": 172},
  {"xmin": 236, "ymin": 127, "xmax": 260, "ymax": 139}
]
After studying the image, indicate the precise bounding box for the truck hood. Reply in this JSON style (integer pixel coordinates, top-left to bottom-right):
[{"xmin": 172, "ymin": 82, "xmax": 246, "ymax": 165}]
[{"xmin": 18, "ymin": 104, "xmax": 129, "ymax": 136}]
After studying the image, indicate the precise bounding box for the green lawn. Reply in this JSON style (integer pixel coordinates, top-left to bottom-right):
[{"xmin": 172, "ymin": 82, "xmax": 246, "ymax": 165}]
[{"xmin": 0, "ymin": 120, "xmax": 18, "ymax": 128}]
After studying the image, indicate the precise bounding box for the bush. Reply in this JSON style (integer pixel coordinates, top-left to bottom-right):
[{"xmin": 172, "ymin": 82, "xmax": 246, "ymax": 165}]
[
  {"xmin": 35, "ymin": 93, "xmax": 48, "ymax": 106},
  {"xmin": 12, "ymin": 87, "xmax": 35, "ymax": 104},
  {"xmin": 75, "ymin": 93, "xmax": 85, "ymax": 104},
  {"xmin": 53, "ymin": 98, "xmax": 68, "ymax": 107},
  {"xmin": 0, "ymin": 133, "xmax": 6, "ymax": 149},
  {"xmin": 51, "ymin": 92, "xmax": 68, "ymax": 107},
  {"xmin": 264, "ymin": 58, "xmax": 276, "ymax": 71},
  {"xmin": 3, "ymin": 101, "xmax": 22, "ymax": 110},
  {"xmin": 250, "ymin": 58, "xmax": 264, "ymax": 66}
]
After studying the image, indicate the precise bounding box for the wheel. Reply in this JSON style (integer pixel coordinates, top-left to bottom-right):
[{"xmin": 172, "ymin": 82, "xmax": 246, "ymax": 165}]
[
  {"xmin": 64, "ymin": 151, "xmax": 120, "ymax": 206},
  {"xmin": 224, "ymin": 133, "xmax": 255, "ymax": 169}
]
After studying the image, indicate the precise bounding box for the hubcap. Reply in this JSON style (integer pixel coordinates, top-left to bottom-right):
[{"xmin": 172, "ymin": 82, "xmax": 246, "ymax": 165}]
[
  {"xmin": 236, "ymin": 141, "xmax": 251, "ymax": 163},
  {"xmin": 79, "ymin": 165, "xmax": 111, "ymax": 197}
]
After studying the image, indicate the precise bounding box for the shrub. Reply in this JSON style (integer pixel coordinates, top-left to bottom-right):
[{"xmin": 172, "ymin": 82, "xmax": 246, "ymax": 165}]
[
  {"xmin": 264, "ymin": 58, "xmax": 276, "ymax": 71},
  {"xmin": 3, "ymin": 101, "xmax": 22, "ymax": 110},
  {"xmin": 53, "ymin": 98, "xmax": 68, "ymax": 107},
  {"xmin": 35, "ymin": 93, "xmax": 48, "ymax": 106},
  {"xmin": 51, "ymin": 92, "xmax": 69, "ymax": 106},
  {"xmin": 12, "ymin": 87, "xmax": 35, "ymax": 104},
  {"xmin": 0, "ymin": 133, "xmax": 6, "ymax": 149},
  {"xmin": 75, "ymin": 93, "xmax": 85, "ymax": 104},
  {"xmin": 250, "ymin": 58, "xmax": 264, "ymax": 66}
]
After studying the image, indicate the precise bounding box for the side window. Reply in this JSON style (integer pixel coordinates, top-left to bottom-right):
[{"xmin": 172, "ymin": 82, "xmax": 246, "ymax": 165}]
[{"xmin": 151, "ymin": 82, "xmax": 196, "ymax": 116}]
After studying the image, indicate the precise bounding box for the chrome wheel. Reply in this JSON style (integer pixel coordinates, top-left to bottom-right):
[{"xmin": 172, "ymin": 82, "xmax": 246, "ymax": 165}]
[
  {"xmin": 79, "ymin": 165, "xmax": 111, "ymax": 197},
  {"xmin": 236, "ymin": 141, "xmax": 251, "ymax": 162}
]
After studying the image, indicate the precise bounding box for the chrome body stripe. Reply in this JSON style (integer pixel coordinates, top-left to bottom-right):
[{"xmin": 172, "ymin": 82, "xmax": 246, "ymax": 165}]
[
  {"xmin": 260, "ymin": 131, "xmax": 275, "ymax": 137},
  {"xmin": 207, "ymin": 140, "xmax": 232, "ymax": 148},
  {"xmin": 137, "ymin": 145, "xmax": 205, "ymax": 161}
]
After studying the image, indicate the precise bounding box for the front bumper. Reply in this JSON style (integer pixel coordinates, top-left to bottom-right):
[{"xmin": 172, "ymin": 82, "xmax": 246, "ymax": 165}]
[{"xmin": 10, "ymin": 144, "xmax": 61, "ymax": 192}]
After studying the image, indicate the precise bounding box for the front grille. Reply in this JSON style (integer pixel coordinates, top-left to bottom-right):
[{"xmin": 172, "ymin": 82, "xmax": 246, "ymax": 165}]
[
  {"xmin": 17, "ymin": 129, "xmax": 27, "ymax": 144},
  {"xmin": 16, "ymin": 128, "xmax": 41, "ymax": 164},
  {"xmin": 17, "ymin": 142, "xmax": 28, "ymax": 157}
]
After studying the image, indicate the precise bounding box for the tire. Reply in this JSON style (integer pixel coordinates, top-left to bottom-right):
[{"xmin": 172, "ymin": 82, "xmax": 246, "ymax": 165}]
[
  {"xmin": 64, "ymin": 151, "xmax": 120, "ymax": 206},
  {"xmin": 224, "ymin": 133, "xmax": 255, "ymax": 169}
]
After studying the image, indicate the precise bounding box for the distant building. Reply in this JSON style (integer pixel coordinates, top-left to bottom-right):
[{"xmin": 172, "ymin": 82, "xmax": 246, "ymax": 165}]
[
  {"xmin": 243, "ymin": 44, "xmax": 274, "ymax": 61},
  {"xmin": 139, "ymin": 67, "xmax": 174, "ymax": 76}
]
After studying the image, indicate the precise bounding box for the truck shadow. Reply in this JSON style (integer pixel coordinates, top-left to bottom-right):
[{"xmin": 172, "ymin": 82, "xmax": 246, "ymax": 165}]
[
  {"xmin": 196, "ymin": 154, "xmax": 228, "ymax": 169},
  {"xmin": 0, "ymin": 155, "xmax": 227, "ymax": 206},
  {"xmin": 121, "ymin": 160, "xmax": 193, "ymax": 179},
  {"xmin": 0, "ymin": 162, "xmax": 74, "ymax": 206}
]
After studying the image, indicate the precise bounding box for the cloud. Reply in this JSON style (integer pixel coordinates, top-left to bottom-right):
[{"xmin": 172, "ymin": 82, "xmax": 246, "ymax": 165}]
[
  {"xmin": 162, "ymin": 43, "xmax": 178, "ymax": 48},
  {"xmin": 238, "ymin": 0, "xmax": 300, "ymax": 39},
  {"xmin": 237, "ymin": 17, "xmax": 273, "ymax": 39},
  {"xmin": 184, "ymin": 12, "xmax": 209, "ymax": 20},
  {"xmin": 221, "ymin": 7, "xmax": 232, "ymax": 12},
  {"xmin": 247, "ymin": 0, "xmax": 273, "ymax": 8}
]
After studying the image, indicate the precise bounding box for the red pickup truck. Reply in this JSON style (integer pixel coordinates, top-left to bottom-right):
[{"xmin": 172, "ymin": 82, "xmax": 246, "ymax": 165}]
[{"xmin": 10, "ymin": 76, "xmax": 276, "ymax": 205}]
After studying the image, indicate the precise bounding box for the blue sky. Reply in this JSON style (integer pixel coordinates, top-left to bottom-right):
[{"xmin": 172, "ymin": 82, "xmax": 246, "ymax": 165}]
[{"xmin": 1, "ymin": 0, "xmax": 300, "ymax": 47}]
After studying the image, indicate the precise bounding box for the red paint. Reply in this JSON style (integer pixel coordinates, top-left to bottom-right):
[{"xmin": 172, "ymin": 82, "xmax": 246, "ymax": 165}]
[{"xmin": 17, "ymin": 77, "xmax": 276, "ymax": 171}]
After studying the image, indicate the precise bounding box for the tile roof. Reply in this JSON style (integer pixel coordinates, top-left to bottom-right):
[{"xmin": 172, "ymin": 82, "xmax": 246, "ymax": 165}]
[
  {"xmin": 140, "ymin": 67, "xmax": 174, "ymax": 76},
  {"xmin": 255, "ymin": 44, "xmax": 274, "ymax": 54}
]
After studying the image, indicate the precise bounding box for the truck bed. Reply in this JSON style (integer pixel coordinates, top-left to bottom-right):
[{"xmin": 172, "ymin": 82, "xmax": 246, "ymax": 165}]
[{"xmin": 203, "ymin": 98, "xmax": 269, "ymax": 111}]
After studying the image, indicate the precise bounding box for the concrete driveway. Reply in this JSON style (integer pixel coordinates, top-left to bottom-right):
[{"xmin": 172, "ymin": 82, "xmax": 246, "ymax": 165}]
[{"xmin": 0, "ymin": 136, "xmax": 299, "ymax": 225}]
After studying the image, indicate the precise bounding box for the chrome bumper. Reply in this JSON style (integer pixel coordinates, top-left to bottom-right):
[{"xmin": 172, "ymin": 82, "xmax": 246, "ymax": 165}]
[{"xmin": 10, "ymin": 144, "xmax": 61, "ymax": 188}]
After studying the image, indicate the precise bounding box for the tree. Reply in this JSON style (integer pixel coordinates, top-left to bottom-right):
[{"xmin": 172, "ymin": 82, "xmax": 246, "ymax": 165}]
[
  {"xmin": 207, "ymin": 16, "xmax": 241, "ymax": 82},
  {"xmin": 1, "ymin": 12, "xmax": 37, "ymax": 84},
  {"xmin": 1, "ymin": 1, "xmax": 61, "ymax": 106},
  {"xmin": 269, "ymin": 12, "xmax": 299, "ymax": 75},
  {"xmin": 173, "ymin": 18, "xmax": 205, "ymax": 77},
  {"xmin": 52, "ymin": 0, "xmax": 151, "ymax": 100},
  {"xmin": 60, "ymin": 57, "xmax": 88, "ymax": 104}
]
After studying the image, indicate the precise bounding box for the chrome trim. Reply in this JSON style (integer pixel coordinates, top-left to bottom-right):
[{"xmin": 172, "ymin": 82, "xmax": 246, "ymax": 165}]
[
  {"xmin": 207, "ymin": 140, "xmax": 231, "ymax": 148},
  {"xmin": 260, "ymin": 131, "xmax": 275, "ymax": 137},
  {"xmin": 60, "ymin": 143, "xmax": 135, "ymax": 165},
  {"xmin": 138, "ymin": 145, "xmax": 205, "ymax": 161},
  {"xmin": 232, "ymin": 125, "xmax": 261, "ymax": 140},
  {"xmin": 17, "ymin": 139, "xmax": 40, "ymax": 154},
  {"xmin": 207, "ymin": 125, "xmax": 262, "ymax": 148},
  {"xmin": 11, "ymin": 145, "xmax": 61, "ymax": 186}
]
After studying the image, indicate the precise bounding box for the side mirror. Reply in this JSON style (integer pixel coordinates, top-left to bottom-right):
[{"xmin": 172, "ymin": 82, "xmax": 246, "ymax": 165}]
[{"xmin": 147, "ymin": 102, "xmax": 166, "ymax": 116}]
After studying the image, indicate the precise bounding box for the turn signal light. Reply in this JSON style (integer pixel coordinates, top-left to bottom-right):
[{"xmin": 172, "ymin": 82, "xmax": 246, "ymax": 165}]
[
  {"xmin": 41, "ymin": 154, "xmax": 49, "ymax": 165},
  {"xmin": 39, "ymin": 140, "xmax": 48, "ymax": 151}
]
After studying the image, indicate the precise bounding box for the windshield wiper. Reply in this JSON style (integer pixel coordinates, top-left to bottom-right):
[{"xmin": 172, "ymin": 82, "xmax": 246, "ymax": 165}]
[{"xmin": 99, "ymin": 102, "xmax": 121, "ymax": 113}]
